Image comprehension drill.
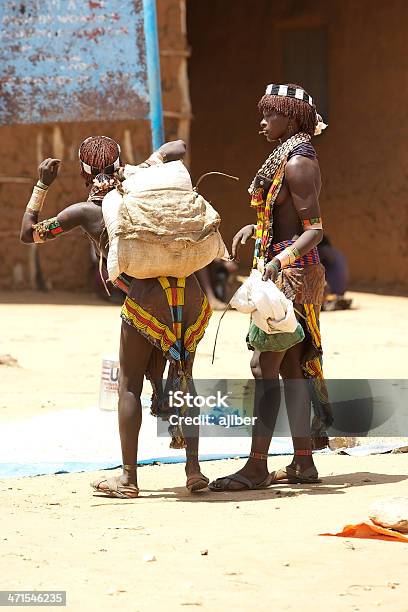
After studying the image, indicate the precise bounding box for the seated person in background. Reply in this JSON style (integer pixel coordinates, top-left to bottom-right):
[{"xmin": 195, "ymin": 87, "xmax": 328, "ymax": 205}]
[
  {"xmin": 196, "ymin": 258, "xmax": 239, "ymax": 310},
  {"xmin": 317, "ymin": 235, "xmax": 352, "ymax": 310}
]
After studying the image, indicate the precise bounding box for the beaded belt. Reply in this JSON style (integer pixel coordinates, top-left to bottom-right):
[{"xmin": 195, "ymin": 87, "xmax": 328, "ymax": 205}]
[{"xmin": 267, "ymin": 239, "xmax": 320, "ymax": 268}]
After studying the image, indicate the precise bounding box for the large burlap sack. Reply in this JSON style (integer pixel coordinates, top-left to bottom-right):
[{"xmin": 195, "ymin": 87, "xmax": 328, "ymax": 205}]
[
  {"xmin": 117, "ymin": 189, "xmax": 220, "ymax": 243},
  {"xmin": 369, "ymin": 497, "xmax": 408, "ymax": 533},
  {"xmin": 123, "ymin": 160, "xmax": 192, "ymax": 190},
  {"xmin": 117, "ymin": 230, "xmax": 227, "ymax": 280},
  {"xmin": 102, "ymin": 161, "xmax": 228, "ymax": 281}
]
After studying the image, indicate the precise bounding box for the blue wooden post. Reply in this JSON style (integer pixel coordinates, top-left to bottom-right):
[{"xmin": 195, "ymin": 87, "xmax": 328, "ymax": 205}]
[{"xmin": 143, "ymin": 0, "xmax": 165, "ymax": 150}]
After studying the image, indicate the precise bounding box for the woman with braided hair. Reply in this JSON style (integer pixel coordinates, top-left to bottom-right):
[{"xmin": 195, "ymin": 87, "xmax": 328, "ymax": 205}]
[
  {"xmin": 210, "ymin": 83, "xmax": 332, "ymax": 492},
  {"xmin": 20, "ymin": 136, "xmax": 211, "ymax": 498}
]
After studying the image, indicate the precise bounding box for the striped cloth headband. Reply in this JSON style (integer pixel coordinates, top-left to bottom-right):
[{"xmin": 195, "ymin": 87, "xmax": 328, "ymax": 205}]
[
  {"xmin": 265, "ymin": 84, "xmax": 314, "ymax": 107},
  {"xmin": 79, "ymin": 137, "xmax": 121, "ymax": 176}
]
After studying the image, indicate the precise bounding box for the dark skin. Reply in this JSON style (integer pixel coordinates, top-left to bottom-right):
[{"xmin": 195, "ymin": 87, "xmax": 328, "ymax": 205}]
[
  {"xmin": 20, "ymin": 140, "xmax": 207, "ymax": 493},
  {"xmin": 218, "ymin": 112, "xmax": 323, "ymax": 489}
]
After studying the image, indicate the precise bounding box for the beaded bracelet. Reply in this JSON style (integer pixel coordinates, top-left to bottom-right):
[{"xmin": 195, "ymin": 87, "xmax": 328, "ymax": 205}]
[{"xmin": 268, "ymin": 261, "xmax": 280, "ymax": 276}]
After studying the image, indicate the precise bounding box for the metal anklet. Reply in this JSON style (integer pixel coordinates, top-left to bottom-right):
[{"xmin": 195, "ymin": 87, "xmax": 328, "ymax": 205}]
[{"xmin": 250, "ymin": 451, "xmax": 269, "ymax": 461}]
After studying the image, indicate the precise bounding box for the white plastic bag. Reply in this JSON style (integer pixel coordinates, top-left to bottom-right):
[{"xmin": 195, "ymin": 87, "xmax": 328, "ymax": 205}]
[
  {"xmin": 230, "ymin": 269, "xmax": 298, "ymax": 334},
  {"xmin": 229, "ymin": 272, "xmax": 256, "ymax": 313}
]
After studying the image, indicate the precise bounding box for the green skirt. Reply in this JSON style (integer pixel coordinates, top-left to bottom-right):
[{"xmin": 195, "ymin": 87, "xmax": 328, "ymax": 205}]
[{"xmin": 248, "ymin": 320, "xmax": 305, "ymax": 353}]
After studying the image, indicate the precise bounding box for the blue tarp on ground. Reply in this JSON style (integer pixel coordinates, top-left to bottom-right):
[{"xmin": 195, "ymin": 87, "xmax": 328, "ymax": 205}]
[
  {"xmin": 0, "ymin": 404, "xmax": 297, "ymax": 478},
  {"xmin": 0, "ymin": 453, "xmax": 283, "ymax": 479},
  {"xmin": 1, "ymin": 404, "xmax": 405, "ymax": 479}
]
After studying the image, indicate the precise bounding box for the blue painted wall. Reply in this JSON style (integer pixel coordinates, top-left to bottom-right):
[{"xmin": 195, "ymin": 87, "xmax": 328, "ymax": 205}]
[{"xmin": 0, "ymin": 0, "xmax": 150, "ymax": 124}]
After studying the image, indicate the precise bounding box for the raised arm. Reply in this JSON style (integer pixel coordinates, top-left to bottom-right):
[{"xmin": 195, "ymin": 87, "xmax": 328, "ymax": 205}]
[
  {"xmin": 263, "ymin": 155, "xmax": 323, "ymax": 280},
  {"xmin": 20, "ymin": 158, "xmax": 86, "ymax": 244},
  {"xmin": 135, "ymin": 140, "xmax": 186, "ymax": 168},
  {"xmin": 157, "ymin": 139, "xmax": 186, "ymax": 162}
]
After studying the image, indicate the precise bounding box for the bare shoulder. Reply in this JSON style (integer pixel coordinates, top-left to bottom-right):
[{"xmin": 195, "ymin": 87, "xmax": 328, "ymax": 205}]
[
  {"xmin": 77, "ymin": 201, "xmax": 104, "ymax": 231},
  {"xmin": 57, "ymin": 201, "xmax": 88, "ymax": 222},
  {"xmin": 81, "ymin": 200, "xmax": 104, "ymax": 217},
  {"xmin": 286, "ymin": 155, "xmax": 319, "ymax": 178},
  {"xmin": 285, "ymin": 155, "xmax": 321, "ymax": 192},
  {"xmin": 57, "ymin": 201, "xmax": 102, "ymax": 234}
]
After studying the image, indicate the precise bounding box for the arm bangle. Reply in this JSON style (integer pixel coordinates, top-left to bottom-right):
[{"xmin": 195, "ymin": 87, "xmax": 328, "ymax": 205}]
[
  {"xmin": 26, "ymin": 185, "xmax": 47, "ymax": 213},
  {"xmin": 275, "ymin": 246, "xmax": 300, "ymax": 268},
  {"xmin": 269, "ymin": 261, "xmax": 280, "ymax": 275},
  {"xmin": 36, "ymin": 180, "xmax": 49, "ymax": 191}
]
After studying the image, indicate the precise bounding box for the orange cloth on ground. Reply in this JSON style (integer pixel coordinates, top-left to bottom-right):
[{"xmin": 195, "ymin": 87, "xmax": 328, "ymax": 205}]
[{"xmin": 320, "ymin": 522, "xmax": 408, "ymax": 543}]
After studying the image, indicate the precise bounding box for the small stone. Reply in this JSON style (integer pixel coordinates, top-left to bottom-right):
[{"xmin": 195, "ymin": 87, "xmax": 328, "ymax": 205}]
[
  {"xmin": 283, "ymin": 562, "xmax": 290, "ymax": 567},
  {"xmin": 106, "ymin": 586, "xmax": 126, "ymax": 596},
  {"xmin": 369, "ymin": 497, "xmax": 408, "ymax": 533},
  {"xmin": 200, "ymin": 549, "xmax": 208, "ymax": 556},
  {"xmin": 143, "ymin": 554, "xmax": 156, "ymax": 562}
]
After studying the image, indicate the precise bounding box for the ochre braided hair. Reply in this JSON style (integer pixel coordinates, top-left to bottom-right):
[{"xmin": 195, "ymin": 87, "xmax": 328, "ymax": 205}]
[
  {"xmin": 79, "ymin": 136, "xmax": 121, "ymax": 186},
  {"xmin": 258, "ymin": 83, "xmax": 317, "ymax": 137}
]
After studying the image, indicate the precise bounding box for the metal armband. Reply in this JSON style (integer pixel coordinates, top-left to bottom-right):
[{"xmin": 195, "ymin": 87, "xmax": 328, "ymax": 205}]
[
  {"xmin": 32, "ymin": 217, "xmax": 63, "ymax": 243},
  {"xmin": 302, "ymin": 217, "xmax": 323, "ymax": 231}
]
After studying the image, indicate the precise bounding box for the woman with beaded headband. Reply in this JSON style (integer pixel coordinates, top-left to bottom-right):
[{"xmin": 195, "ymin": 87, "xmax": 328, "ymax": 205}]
[
  {"xmin": 20, "ymin": 136, "xmax": 211, "ymax": 498},
  {"xmin": 209, "ymin": 83, "xmax": 332, "ymax": 491}
]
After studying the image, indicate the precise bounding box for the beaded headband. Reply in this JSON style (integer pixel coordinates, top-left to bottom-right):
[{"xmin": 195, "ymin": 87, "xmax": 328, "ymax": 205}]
[
  {"xmin": 79, "ymin": 136, "xmax": 121, "ymax": 176},
  {"xmin": 265, "ymin": 84, "xmax": 314, "ymax": 107}
]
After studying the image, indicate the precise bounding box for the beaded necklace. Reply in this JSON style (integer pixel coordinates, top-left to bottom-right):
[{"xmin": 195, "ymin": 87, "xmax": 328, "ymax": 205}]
[{"xmin": 249, "ymin": 132, "xmax": 311, "ymax": 268}]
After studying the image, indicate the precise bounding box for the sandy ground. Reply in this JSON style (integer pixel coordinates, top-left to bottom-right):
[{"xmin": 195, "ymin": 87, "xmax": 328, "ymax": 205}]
[{"xmin": 1, "ymin": 290, "xmax": 408, "ymax": 611}]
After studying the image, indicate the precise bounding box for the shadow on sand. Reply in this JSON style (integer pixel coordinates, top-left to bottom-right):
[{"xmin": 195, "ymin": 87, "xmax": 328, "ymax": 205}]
[{"xmin": 90, "ymin": 470, "xmax": 408, "ymax": 505}]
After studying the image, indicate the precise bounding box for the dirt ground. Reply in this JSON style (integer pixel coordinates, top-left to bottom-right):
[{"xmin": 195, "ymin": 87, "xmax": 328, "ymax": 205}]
[{"xmin": 1, "ymin": 290, "xmax": 408, "ymax": 611}]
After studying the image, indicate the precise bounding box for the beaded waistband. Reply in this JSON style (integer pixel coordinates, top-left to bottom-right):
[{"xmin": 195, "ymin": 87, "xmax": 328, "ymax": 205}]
[{"xmin": 267, "ymin": 239, "xmax": 320, "ymax": 268}]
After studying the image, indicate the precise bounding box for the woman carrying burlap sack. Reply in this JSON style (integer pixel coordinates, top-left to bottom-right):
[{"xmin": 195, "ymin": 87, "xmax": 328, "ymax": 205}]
[{"xmin": 20, "ymin": 136, "xmax": 212, "ymax": 498}]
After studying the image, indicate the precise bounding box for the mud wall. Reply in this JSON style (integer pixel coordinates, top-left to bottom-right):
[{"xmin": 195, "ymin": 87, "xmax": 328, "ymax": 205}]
[
  {"xmin": 0, "ymin": 0, "xmax": 187, "ymax": 291},
  {"xmin": 187, "ymin": 0, "xmax": 408, "ymax": 292},
  {"xmin": 1, "ymin": 0, "xmax": 407, "ymax": 293}
]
